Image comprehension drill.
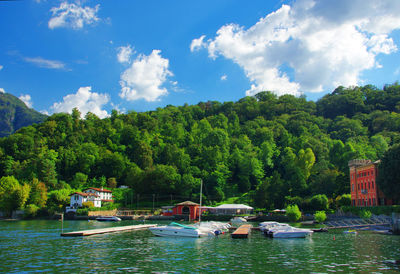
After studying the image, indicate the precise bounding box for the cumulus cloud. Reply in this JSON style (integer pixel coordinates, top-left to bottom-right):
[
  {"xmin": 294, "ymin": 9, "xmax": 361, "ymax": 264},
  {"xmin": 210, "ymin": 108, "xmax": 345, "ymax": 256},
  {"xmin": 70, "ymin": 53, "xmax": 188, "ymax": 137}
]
[
  {"xmin": 190, "ymin": 35, "xmax": 207, "ymax": 52},
  {"xmin": 117, "ymin": 45, "xmax": 134, "ymax": 64},
  {"xmin": 19, "ymin": 94, "xmax": 33, "ymax": 108},
  {"xmin": 50, "ymin": 86, "xmax": 110, "ymax": 118},
  {"xmin": 0, "ymin": 88, "xmax": 5, "ymax": 94},
  {"xmin": 48, "ymin": 1, "xmax": 99, "ymax": 30},
  {"xmin": 119, "ymin": 50, "xmax": 173, "ymax": 102},
  {"xmin": 193, "ymin": 0, "xmax": 400, "ymax": 96},
  {"xmin": 221, "ymin": 74, "xmax": 227, "ymax": 81},
  {"xmin": 24, "ymin": 56, "xmax": 66, "ymax": 70},
  {"xmin": 0, "ymin": 65, "xmax": 3, "ymax": 71}
]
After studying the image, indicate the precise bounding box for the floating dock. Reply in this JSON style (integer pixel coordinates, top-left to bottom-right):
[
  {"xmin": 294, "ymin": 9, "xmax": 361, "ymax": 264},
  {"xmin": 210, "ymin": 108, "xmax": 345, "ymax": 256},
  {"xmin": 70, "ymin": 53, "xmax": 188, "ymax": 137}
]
[
  {"xmin": 61, "ymin": 224, "xmax": 156, "ymax": 237},
  {"xmin": 231, "ymin": 224, "xmax": 252, "ymax": 239}
]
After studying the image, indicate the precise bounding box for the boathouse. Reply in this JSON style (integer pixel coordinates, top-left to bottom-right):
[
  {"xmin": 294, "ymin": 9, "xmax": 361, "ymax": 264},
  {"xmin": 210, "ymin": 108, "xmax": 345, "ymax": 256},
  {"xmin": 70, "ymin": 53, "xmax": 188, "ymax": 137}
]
[
  {"xmin": 349, "ymin": 159, "xmax": 392, "ymax": 206},
  {"xmin": 172, "ymin": 201, "xmax": 201, "ymax": 221}
]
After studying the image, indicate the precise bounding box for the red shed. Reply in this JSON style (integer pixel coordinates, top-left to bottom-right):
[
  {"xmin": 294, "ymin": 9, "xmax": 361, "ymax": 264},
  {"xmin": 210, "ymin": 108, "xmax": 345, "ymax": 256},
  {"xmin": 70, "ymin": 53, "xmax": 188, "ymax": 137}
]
[{"xmin": 172, "ymin": 201, "xmax": 200, "ymax": 221}]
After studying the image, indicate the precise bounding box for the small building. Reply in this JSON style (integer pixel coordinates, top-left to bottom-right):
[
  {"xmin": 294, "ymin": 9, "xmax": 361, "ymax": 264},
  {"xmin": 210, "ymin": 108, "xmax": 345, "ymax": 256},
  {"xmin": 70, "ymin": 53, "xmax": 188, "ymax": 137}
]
[
  {"xmin": 209, "ymin": 204, "xmax": 254, "ymax": 215},
  {"xmin": 349, "ymin": 159, "xmax": 392, "ymax": 207},
  {"xmin": 172, "ymin": 201, "xmax": 201, "ymax": 221},
  {"xmin": 69, "ymin": 192, "xmax": 102, "ymax": 209},
  {"xmin": 66, "ymin": 187, "xmax": 114, "ymax": 212}
]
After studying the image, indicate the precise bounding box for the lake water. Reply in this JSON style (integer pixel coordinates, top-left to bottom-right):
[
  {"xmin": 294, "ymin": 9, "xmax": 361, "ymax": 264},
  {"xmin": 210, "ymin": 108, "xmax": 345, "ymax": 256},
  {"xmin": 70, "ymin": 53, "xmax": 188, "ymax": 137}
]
[{"xmin": 1, "ymin": 220, "xmax": 399, "ymax": 273}]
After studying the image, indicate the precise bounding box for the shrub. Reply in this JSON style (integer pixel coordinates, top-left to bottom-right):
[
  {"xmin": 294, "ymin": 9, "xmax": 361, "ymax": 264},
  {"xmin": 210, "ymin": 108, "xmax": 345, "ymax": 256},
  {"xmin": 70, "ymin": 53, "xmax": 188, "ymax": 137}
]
[
  {"xmin": 286, "ymin": 204, "xmax": 302, "ymax": 222},
  {"xmin": 310, "ymin": 194, "xmax": 329, "ymax": 211},
  {"xmin": 77, "ymin": 208, "xmax": 89, "ymax": 216},
  {"xmin": 314, "ymin": 211, "xmax": 327, "ymax": 223},
  {"xmin": 285, "ymin": 196, "xmax": 303, "ymax": 207},
  {"xmin": 336, "ymin": 194, "xmax": 351, "ymax": 208},
  {"xmin": 24, "ymin": 204, "xmax": 40, "ymax": 218},
  {"xmin": 359, "ymin": 209, "xmax": 372, "ymax": 219},
  {"xmin": 82, "ymin": 201, "xmax": 94, "ymax": 208}
]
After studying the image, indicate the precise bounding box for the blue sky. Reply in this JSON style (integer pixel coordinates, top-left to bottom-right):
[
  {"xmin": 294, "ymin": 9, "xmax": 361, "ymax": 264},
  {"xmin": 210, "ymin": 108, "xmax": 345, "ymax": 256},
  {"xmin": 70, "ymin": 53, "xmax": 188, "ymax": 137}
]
[{"xmin": 1, "ymin": 0, "xmax": 400, "ymax": 117}]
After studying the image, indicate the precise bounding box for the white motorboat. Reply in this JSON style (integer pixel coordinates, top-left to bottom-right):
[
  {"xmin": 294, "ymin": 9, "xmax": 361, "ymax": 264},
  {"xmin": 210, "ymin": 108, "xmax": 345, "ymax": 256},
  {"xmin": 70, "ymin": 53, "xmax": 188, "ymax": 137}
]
[
  {"xmin": 269, "ymin": 226, "xmax": 313, "ymax": 238},
  {"xmin": 96, "ymin": 216, "xmax": 121, "ymax": 222},
  {"xmin": 195, "ymin": 221, "xmax": 231, "ymax": 235},
  {"xmin": 230, "ymin": 217, "xmax": 247, "ymax": 227},
  {"xmin": 259, "ymin": 221, "xmax": 282, "ymax": 232},
  {"xmin": 262, "ymin": 222, "xmax": 290, "ymax": 236},
  {"xmin": 149, "ymin": 222, "xmax": 210, "ymax": 238}
]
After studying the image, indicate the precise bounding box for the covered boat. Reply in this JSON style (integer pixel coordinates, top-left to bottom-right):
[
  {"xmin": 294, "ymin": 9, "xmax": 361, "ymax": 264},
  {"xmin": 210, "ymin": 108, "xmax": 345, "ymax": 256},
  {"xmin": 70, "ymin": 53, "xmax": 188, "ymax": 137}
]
[
  {"xmin": 149, "ymin": 222, "xmax": 211, "ymax": 238},
  {"xmin": 269, "ymin": 226, "xmax": 313, "ymax": 238},
  {"xmin": 96, "ymin": 216, "xmax": 121, "ymax": 222}
]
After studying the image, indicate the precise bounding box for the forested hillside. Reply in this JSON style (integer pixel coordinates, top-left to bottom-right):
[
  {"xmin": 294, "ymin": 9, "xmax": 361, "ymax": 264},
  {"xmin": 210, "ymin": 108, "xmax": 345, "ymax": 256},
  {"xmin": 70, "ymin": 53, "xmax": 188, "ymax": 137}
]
[
  {"xmin": 0, "ymin": 84, "xmax": 400, "ymax": 212},
  {"xmin": 0, "ymin": 92, "xmax": 47, "ymax": 137}
]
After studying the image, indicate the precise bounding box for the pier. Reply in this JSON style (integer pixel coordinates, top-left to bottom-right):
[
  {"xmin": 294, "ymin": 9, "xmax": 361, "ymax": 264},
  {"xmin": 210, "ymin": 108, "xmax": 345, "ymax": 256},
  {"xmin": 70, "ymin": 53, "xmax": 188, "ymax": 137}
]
[
  {"xmin": 231, "ymin": 224, "xmax": 252, "ymax": 238},
  {"xmin": 61, "ymin": 224, "xmax": 156, "ymax": 237}
]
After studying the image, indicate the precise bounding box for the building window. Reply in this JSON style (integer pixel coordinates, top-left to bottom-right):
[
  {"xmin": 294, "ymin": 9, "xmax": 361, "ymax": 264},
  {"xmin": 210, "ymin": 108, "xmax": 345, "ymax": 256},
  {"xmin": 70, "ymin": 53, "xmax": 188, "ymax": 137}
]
[
  {"xmin": 352, "ymin": 184, "xmax": 354, "ymax": 192},
  {"xmin": 368, "ymin": 182, "xmax": 370, "ymax": 189}
]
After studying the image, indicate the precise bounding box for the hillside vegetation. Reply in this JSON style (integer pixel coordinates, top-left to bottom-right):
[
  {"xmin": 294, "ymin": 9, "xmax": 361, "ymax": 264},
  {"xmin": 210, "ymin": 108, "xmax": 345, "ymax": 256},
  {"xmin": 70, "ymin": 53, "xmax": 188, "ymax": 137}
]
[
  {"xmin": 0, "ymin": 83, "xmax": 400, "ymax": 213},
  {"xmin": 0, "ymin": 93, "xmax": 47, "ymax": 137}
]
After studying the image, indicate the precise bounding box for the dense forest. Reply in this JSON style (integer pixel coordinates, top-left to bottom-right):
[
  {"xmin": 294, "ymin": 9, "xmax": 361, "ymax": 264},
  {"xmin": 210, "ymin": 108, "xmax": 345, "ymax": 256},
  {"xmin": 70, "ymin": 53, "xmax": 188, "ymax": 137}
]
[{"xmin": 1, "ymin": 83, "xmax": 400, "ymax": 214}]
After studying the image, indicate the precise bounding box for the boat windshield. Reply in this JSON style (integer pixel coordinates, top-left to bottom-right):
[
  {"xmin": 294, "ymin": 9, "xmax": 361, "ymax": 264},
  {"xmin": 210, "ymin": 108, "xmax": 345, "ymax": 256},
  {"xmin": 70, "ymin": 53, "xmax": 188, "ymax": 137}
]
[{"xmin": 168, "ymin": 222, "xmax": 197, "ymax": 230}]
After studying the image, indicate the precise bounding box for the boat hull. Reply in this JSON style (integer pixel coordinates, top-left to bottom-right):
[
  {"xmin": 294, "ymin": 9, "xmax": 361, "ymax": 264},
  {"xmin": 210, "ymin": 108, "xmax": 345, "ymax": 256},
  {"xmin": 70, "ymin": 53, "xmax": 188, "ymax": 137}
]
[{"xmin": 149, "ymin": 226, "xmax": 202, "ymax": 238}]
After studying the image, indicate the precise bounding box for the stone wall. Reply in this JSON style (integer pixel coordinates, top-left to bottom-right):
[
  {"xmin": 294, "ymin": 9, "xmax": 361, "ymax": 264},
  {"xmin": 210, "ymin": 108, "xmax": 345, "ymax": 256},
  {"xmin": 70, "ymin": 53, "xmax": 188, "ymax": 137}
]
[{"xmin": 88, "ymin": 209, "xmax": 117, "ymax": 216}]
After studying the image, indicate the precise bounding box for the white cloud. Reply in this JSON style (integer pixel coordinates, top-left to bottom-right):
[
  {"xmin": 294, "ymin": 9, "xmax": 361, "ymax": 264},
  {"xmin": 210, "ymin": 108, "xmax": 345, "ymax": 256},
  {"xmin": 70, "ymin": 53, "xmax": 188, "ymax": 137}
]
[
  {"xmin": 117, "ymin": 45, "xmax": 134, "ymax": 64},
  {"xmin": 0, "ymin": 65, "xmax": 3, "ymax": 71},
  {"xmin": 0, "ymin": 88, "xmax": 5, "ymax": 94},
  {"xmin": 190, "ymin": 35, "xmax": 207, "ymax": 52},
  {"xmin": 221, "ymin": 74, "xmax": 227, "ymax": 81},
  {"xmin": 119, "ymin": 50, "xmax": 173, "ymax": 102},
  {"xmin": 24, "ymin": 56, "xmax": 66, "ymax": 70},
  {"xmin": 19, "ymin": 94, "xmax": 33, "ymax": 108},
  {"xmin": 50, "ymin": 86, "xmax": 110, "ymax": 118},
  {"xmin": 193, "ymin": 0, "xmax": 400, "ymax": 96},
  {"xmin": 48, "ymin": 1, "xmax": 99, "ymax": 30}
]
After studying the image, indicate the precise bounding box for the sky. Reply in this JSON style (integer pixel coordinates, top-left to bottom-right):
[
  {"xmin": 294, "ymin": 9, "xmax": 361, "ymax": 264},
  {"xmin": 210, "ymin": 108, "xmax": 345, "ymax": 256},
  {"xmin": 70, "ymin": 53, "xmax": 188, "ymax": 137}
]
[{"xmin": 1, "ymin": 0, "xmax": 400, "ymax": 118}]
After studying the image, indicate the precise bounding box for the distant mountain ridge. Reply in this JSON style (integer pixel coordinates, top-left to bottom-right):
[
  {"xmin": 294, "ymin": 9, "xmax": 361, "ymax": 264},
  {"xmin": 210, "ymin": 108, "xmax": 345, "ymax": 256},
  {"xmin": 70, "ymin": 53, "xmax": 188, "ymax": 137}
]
[{"xmin": 0, "ymin": 92, "xmax": 47, "ymax": 137}]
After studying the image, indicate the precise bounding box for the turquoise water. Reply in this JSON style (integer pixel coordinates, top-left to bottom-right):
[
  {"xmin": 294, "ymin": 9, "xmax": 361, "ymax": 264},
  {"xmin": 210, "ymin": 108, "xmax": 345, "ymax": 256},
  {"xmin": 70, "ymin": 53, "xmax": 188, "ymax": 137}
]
[{"xmin": 1, "ymin": 220, "xmax": 399, "ymax": 273}]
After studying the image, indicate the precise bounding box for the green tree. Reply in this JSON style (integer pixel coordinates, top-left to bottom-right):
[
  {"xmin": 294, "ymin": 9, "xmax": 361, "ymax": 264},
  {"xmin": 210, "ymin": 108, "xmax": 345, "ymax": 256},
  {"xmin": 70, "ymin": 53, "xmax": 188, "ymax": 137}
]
[
  {"xmin": 377, "ymin": 144, "xmax": 400, "ymax": 200},
  {"xmin": 27, "ymin": 178, "xmax": 48, "ymax": 208},
  {"xmin": 0, "ymin": 176, "xmax": 30, "ymax": 215},
  {"xmin": 310, "ymin": 194, "xmax": 329, "ymax": 211},
  {"xmin": 286, "ymin": 204, "xmax": 301, "ymax": 222},
  {"xmin": 314, "ymin": 211, "xmax": 327, "ymax": 223}
]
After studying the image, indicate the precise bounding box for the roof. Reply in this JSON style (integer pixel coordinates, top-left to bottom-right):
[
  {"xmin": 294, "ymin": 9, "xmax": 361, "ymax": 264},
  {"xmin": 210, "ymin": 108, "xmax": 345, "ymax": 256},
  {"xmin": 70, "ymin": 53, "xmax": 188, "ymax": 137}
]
[
  {"xmin": 70, "ymin": 192, "xmax": 99, "ymax": 197},
  {"xmin": 176, "ymin": 201, "xmax": 199, "ymax": 206},
  {"xmin": 84, "ymin": 187, "xmax": 112, "ymax": 193},
  {"xmin": 214, "ymin": 204, "xmax": 253, "ymax": 209}
]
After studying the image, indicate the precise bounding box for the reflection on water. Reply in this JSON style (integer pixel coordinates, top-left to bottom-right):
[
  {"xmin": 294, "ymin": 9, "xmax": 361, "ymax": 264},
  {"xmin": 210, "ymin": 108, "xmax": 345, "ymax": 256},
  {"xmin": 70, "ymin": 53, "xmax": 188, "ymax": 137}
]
[{"xmin": 0, "ymin": 220, "xmax": 399, "ymax": 273}]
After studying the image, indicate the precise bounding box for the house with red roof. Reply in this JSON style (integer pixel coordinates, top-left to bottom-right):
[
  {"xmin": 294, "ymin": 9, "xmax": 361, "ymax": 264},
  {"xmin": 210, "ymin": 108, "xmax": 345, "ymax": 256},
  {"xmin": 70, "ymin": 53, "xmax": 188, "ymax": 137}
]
[{"xmin": 67, "ymin": 187, "xmax": 113, "ymax": 212}]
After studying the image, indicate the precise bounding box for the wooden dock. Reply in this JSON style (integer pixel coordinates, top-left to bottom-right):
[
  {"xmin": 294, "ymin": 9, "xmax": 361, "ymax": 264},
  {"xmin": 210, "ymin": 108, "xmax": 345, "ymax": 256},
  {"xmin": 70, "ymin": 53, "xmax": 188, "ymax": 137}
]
[
  {"xmin": 231, "ymin": 224, "xmax": 252, "ymax": 239},
  {"xmin": 61, "ymin": 224, "xmax": 156, "ymax": 237}
]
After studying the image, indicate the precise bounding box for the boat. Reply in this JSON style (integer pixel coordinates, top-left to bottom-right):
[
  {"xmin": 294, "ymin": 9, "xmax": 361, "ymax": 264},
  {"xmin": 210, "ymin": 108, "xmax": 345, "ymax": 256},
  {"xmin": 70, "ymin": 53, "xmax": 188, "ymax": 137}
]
[
  {"xmin": 149, "ymin": 222, "xmax": 210, "ymax": 237},
  {"xmin": 230, "ymin": 217, "xmax": 247, "ymax": 227},
  {"xmin": 259, "ymin": 221, "xmax": 282, "ymax": 232},
  {"xmin": 343, "ymin": 229, "xmax": 357, "ymax": 234},
  {"xmin": 269, "ymin": 226, "xmax": 313, "ymax": 238},
  {"xmin": 312, "ymin": 227, "xmax": 328, "ymax": 232},
  {"xmin": 263, "ymin": 223, "xmax": 290, "ymax": 236},
  {"xmin": 96, "ymin": 216, "xmax": 121, "ymax": 222}
]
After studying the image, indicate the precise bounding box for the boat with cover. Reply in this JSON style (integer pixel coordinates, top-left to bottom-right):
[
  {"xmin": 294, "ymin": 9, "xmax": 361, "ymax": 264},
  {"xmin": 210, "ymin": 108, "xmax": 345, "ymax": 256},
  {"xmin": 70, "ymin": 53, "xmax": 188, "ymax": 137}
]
[
  {"xmin": 96, "ymin": 216, "xmax": 121, "ymax": 222},
  {"xmin": 268, "ymin": 226, "xmax": 313, "ymax": 238},
  {"xmin": 149, "ymin": 222, "xmax": 209, "ymax": 237},
  {"xmin": 230, "ymin": 217, "xmax": 247, "ymax": 227}
]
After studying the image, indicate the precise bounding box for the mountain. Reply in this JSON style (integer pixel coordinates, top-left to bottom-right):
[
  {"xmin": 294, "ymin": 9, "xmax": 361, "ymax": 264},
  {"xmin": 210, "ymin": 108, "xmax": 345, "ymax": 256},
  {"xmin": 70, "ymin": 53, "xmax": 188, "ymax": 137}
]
[{"xmin": 0, "ymin": 92, "xmax": 47, "ymax": 137}]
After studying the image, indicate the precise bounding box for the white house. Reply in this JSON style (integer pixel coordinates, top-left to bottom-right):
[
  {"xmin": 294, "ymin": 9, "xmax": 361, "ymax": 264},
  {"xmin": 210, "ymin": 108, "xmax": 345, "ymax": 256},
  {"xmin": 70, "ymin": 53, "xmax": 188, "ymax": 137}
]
[
  {"xmin": 83, "ymin": 187, "xmax": 113, "ymax": 202},
  {"xmin": 69, "ymin": 192, "xmax": 102, "ymax": 209},
  {"xmin": 66, "ymin": 187, "xmax": 113, "ymax": 212}
]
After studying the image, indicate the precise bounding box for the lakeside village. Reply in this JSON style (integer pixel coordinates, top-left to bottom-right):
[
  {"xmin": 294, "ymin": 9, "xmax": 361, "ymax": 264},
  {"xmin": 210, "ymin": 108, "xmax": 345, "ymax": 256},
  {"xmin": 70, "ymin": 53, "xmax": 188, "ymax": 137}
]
[
  {"xmin": 2, "ymin": 158, "xmax": 400, "ymax": 236},
  {"xmin": 64, "ymin": 159, "xmax": 400, "ymax": 235}
]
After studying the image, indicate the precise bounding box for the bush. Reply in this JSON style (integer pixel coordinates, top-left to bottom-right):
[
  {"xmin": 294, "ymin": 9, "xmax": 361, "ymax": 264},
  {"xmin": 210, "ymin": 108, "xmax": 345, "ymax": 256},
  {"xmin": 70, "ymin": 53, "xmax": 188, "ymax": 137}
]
[
  {"xmin": 336, "ymin": 194, "xmax": 351, "ymax": 208},
  {"xmin": 82, "ymin": 201, "xmax": 94, "ymax": 208},
  {"xmin": 310, "ymin": 194, "xmax": 329, "ymax": 211},
  {"xmin": 285, "ymin": 196, "xmax": 303, "ymax": 207},
  {"xmin": 24, "ymin": 204, "xmax": 40, "ymax": 218},
  {"xmin": 359, "ymin": 209, "xmax": 372, "ymax": 219},
  {"xmin": 76, "ymin": 208, "xmax": 89, "ymax": 216},
  {"xmin": 314, "ymin": 211, "xmax": 327, "ymax": 223},
  {"xmin": 286, "ymin": 204, "xmax": 302, "ymax": 222}
]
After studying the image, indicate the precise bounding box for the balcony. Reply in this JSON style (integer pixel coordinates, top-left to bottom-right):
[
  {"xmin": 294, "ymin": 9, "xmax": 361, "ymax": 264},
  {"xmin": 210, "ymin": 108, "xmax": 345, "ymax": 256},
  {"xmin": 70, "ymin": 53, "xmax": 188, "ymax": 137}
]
[{"xmin": 361, "ymin": 189, "xmax": 368, "ymax": 195}]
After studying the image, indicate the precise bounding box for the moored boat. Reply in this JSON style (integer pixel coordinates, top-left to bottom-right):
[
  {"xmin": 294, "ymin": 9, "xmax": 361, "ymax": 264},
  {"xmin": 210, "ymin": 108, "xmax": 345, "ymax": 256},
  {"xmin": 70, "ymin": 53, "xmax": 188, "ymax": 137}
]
[
  {"xmin": 149, "ymin": 222, "xmax": 210, "ymax": 237},
  {"xmin": 96, "ymin": 216, "xmax": 122, "ymax": 222},
  {"xmin": 269, "ymin": 226, "xmax": 313, "ymax": 238}
]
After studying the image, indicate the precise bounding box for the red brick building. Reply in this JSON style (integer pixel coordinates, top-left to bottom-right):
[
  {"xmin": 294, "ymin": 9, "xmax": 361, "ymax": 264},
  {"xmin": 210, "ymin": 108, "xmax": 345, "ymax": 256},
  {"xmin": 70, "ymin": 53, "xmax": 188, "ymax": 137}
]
[{"xmin": 349, "ymin": 159, "xmax": 392, "ymax": 206}]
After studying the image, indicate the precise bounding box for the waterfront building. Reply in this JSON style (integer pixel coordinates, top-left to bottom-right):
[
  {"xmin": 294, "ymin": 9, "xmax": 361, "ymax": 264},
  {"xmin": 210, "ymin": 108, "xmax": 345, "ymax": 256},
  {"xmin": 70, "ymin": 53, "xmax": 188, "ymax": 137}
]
[
  {"xmin": 67, "ymin": 187, "xmax": 114, "ymax": 212},
  {"xmin": 348, "ymin": 159, "xmax": 392, "ymax": 206}
]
